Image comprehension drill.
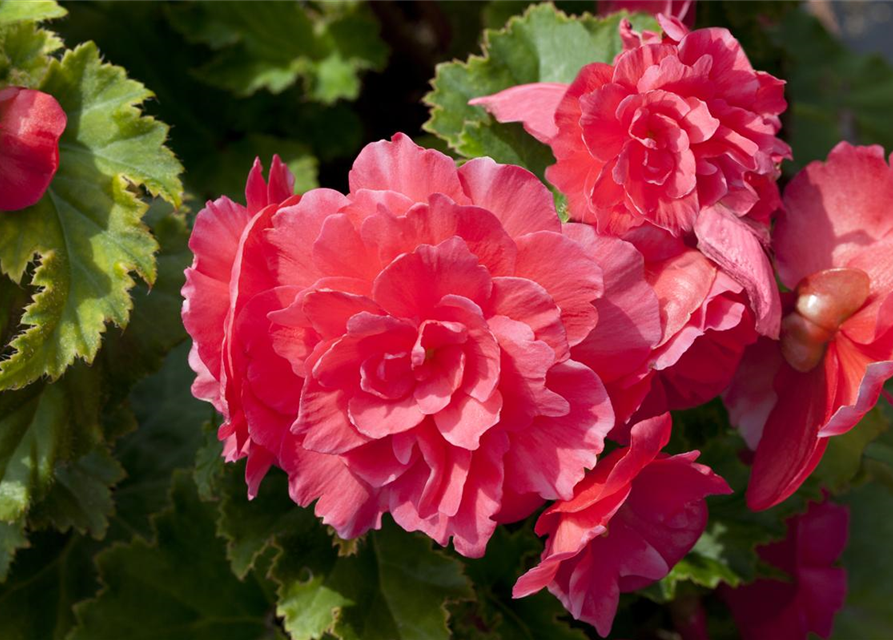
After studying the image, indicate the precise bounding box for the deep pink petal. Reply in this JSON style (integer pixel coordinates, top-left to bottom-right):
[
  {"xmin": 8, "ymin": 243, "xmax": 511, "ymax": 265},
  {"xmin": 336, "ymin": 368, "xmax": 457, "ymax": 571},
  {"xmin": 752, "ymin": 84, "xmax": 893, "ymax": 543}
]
[{"xmin": 0, "ymin": 87, "xmax": 67, "ymax": 211}]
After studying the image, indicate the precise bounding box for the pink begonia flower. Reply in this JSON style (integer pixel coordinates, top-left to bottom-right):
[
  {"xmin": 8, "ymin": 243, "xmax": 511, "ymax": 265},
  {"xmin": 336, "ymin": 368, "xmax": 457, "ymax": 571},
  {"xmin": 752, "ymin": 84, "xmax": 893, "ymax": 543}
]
[
  {"xmin": 720, "ymin": 500, "xmax": 849, "ymax": 640},
  {"xmin": 598, "ymin": 0, "xmax": 695, "ymax": 27},
  {"xmin": 513, "ymin": 413, "xmax": 731, "ymax": 637},
  {"xmin": 725, "ymin": 143, "xmax": 893, "ymax": 511},
  {"xmin": 182, "ymin": 134, "xmax": 667, "ymax": 557},
  {"xmin": 470, "ymin": 16, "xmax": 788, "ymax": 337},
  {"xmin": 0, "ymin": 87, "xmax": 67, "ymax": 211},
  {"xmin": 570, "ymin": 223, "xmax": 757, "ymax": 433}
]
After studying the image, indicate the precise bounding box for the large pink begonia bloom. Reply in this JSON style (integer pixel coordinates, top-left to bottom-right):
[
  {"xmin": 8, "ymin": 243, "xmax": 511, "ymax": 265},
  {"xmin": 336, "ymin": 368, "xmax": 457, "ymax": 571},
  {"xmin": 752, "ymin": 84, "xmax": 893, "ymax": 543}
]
[
  {"xmin": 720, "ymin": 500, "xmax": 849, "ymax": 640},
  {"xmin": 598, "ymin": 0, "xmax": 695, "ymax": 27},
  {"xmin": 513, "ymin": 413, "xmax": 731, "ymax": 636},
  {"xmin": 725, "ymin": 143, "xmax": 893, "ymax": 511},
  {"xmin": 0, "ymin": 87, "xmax": 67, "ymax": 211},
  {"xmin": 470, "ymin": 16, "xmax": 787, "ymax": 337},
  {"xmin": 181, "ymin": 134, "xmax": 665, "ymax": 557}
]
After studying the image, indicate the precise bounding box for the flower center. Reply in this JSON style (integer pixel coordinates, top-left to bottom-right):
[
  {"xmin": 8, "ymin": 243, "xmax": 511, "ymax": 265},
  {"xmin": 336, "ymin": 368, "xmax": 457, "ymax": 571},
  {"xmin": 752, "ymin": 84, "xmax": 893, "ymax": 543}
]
[{"xmin": 779, "ymin": 267, "xmax": 871, "ymax": 372}]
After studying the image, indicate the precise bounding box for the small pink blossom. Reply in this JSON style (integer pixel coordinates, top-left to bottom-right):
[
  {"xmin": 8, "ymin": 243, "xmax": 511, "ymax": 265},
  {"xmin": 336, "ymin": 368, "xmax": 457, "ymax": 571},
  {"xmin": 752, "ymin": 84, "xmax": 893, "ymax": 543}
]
[
  {"xmin": 721, "ymin": 500, "xmax": 849, "ymax": 640},
  {"xmin": 725, "ymin": 143, "xmax": 893, "ymax": 510},
  {"xmin": 470, "ymin": 16, "xmax": 787, "ymax": 336},
  {"xmin": 181, "ymin": 135, "xmax": 670, "ymax": 557},
  {"xmin": 513, "ymin": 413, "xmax": 731, "ymax": 637},
  {"xmin": 0, "ymin": 87, "xmax": 67, "ymax": 211}
]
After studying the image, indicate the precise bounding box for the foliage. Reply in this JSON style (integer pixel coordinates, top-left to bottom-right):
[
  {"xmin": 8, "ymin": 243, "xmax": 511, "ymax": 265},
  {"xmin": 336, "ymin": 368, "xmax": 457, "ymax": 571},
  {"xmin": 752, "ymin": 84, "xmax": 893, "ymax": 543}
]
[{"xmin": 1, "ymin": 2, "xmax": 893, "ymax": 639}]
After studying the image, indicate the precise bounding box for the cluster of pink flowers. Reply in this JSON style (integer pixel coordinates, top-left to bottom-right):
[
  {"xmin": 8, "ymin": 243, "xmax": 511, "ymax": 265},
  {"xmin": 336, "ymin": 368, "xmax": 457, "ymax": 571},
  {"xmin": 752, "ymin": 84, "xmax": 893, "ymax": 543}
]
[{"xmin": 182, "ymin": 13, "xmax": 885, "ymax": 640}]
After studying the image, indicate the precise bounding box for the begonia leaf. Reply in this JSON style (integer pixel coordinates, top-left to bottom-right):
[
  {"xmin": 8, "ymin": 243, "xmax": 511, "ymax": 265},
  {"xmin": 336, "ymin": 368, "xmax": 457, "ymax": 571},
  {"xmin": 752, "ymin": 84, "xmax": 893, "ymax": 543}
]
[
  {"xmin": 0, "ymin": 204, "xmax": 192, "ymax": 572},
  {"xmin": 215, "ymin": 462, "xmax": 315, "ymax": 580},
  {"xmin": 166, "ymin": 1, "xmax": 387, "ymax": 103},
  {"xmin": 773, "ymin": 10, "xmax": 893, "ymax": 172},
  {"xmin": 0, "ymin": 42, "xmax": 183, "ymax": 390},
  {"xmin": 424, "ymin": 4, "xmax": 658, "ymax": 178},
  {"xmin": 813, "ymin": 407, "xmax": 890, "ymax": 494},
  {"xmin": 272, "ymin": 517, "xmax": 474, "ymax": 640},
  {"xmin": 68, "ymin": 473, "xmax": 279, "ymax": 640},
  {"xmin": 0, "ymin": 532, "xmax": 101, "ymax": 639},
  {"xmin": 27, "ymin": 447, "xmax": 124, "ymax": 539},
  {"xmin": 0, "ymin": 22, "xmax": 63, "ymax": 87},
  {"xmin": 0, "ymin": 0, "xmax": 65, "ymax": 26},
  {"xmin": 0, "ymin": 518, "xmax": 26, "ymax": 582},
  {"xmin": 831, "ymin": 482, "xmax": 893, "ymax": 639}
]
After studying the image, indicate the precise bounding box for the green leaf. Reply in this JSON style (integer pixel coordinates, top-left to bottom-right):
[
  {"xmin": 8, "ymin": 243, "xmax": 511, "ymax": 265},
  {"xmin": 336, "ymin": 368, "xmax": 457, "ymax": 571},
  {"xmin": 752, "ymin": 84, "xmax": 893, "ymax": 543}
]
[
  {"xmin": 0, "ymin": 22, "xmax": 64, "ymax": 87},
  {"xmin": 0, "ymin": 42, "xmax": 184, "ymax": 390},
  {"xmin": 813, "ymin": 407, "xmax": 890, "ymax": 493},
  {"xmin": 194, "ymin": 424, "xmax": 225, "ymax": 503},
  {"xmin": 69, "ymin": 473, "xmax": 277, "ymax": 640},
  {"xmin": 166, "ymin": 1, "xmax": 387, "ymax": 102},
  {"xmin": 0, "ymin": 0, "xmax": 66, "ymax": 26},
  {"xmin": 0, "ymin": 203, "xmax": 192, "ymax": 571},
  {"xmin": 424, "ymin": 4, "xmax": 657, "ymax": 176},
  {"xmin": 110, "ymin": 341, "xmax": 209, "ymax": 542},
  {"xmin": 28, "ymin": 447, "xmax": 124, "ymax": 539},
  {"xmin": 216, "ymin": 463, "xmax": 315, "ymax": 580},
  {"xmin": 773, "ymin": 10, "xmax": 893, "ymax": 172},
  {"xmin": 272, "ymin": 518, "xmax": 474, "ymax": 640},
  {"xmin": 0, "ymin": 518, "xmax": 27, "ymax": 582},
  {"xmin": 0, "ymin": 375, "xmax": 102, "ymax": 523},
  {"xmin": 0, "ymin": 532, "xmax": 102, "ymax": 640},
  {"xmin": 831, "ymin": 482, "xmax": 893, "ymax": 639}
]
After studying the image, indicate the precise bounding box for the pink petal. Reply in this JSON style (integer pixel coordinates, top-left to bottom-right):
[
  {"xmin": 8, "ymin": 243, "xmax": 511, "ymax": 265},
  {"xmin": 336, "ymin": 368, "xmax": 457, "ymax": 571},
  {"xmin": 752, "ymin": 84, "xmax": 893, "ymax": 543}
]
[
  {"xmin": 435, "ymin": 295, "xmax": 502, "ymax": 402},
  {"xmin": 348, "ymin": 132, "xmax": 468, "ymax": 204},
  {"xmin": 503, "ymin": 360, "xmax": 613, "ymax": 500},
  {"xmin": 312, "ymin": 213, "xmax": 379, "ymax": 281},
  {"xmin": 723, "ymin": 338, "xmax": 784, "ymax": 449},
  {"xmin": 487, "ymin": 276, "xmax": 569, "ymax": 363},
  {"xmin": 362, "ymin": 194, "xmax": 518, "ymax": 276},
  {"xmin": 777, "ymin": 142, "xmax": 893, "ymax": 288},
  {"xmin": 373, "ymin": 237, "xmax": 493, "ymax": 319},
  {"xmin": 294, "ymin": 379, "xmax": 370, "ymax": 454},
  {"xmin": 695, "ymin": 204, "xmax": 781, "ymax": 338},
  {"xmin": 565, "ymin": 225, "xmax": 662, "ymax": 383},
  {"xmin": 514, "ymin": 231, "xmax": 604, "ymax": 347},
  {"xmin": 280, "ymin": 435, "xmax": 383, "ymax": 539},
  {"xmin": 821, "ymin": 333, "xmax": 893, "ymax": 437},
  {"xmin": 433, "ymin": 390, "xmax": 502, "ymax": 450},
  {"xmin": 469, "ymin": 82, "xmax": 568, "ymax": 143},
  {"xmin": 746, "ymin": 364, "xmax": 830, "ymax": 511},
  {"xmin": 348, "ymin": 393, "xmax": 426, "ymax": 439},
  {"xmin": 457, "ymin": 157, "xmax": 562, "ymax": 237},
  {"xmin": 0, "ymin": 87, "xmax": 67, "ymax": 211},
  {"xmin": 245, "ymin": 155, "xmax": 296, "ymax": 214},
  {"xmin": 268, "ymin": 188, "xmax": 351, "ymax": 287},
  {"xmin": 488, "ymin": 315, "xmax": 569, "ymax": 428}
]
